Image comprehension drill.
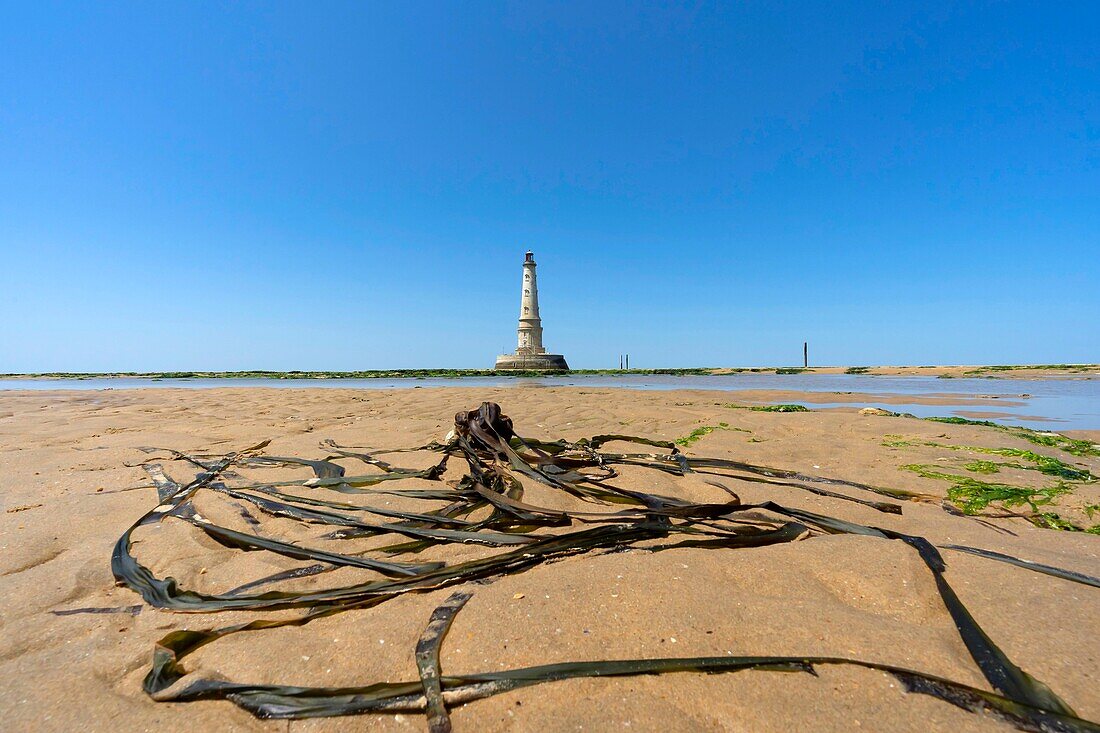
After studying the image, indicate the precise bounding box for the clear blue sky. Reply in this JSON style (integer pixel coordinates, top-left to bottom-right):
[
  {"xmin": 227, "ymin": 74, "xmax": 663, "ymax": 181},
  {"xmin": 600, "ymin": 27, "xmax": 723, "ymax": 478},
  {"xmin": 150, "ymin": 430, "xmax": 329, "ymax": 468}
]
[{"xmin": 1, "ymin": 1, "xmax": 1096, "ymax": 372}]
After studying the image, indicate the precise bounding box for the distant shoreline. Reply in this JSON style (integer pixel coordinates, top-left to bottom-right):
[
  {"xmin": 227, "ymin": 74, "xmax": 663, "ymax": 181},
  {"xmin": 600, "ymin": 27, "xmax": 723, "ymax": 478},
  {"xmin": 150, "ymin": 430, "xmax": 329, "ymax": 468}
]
[{"xmin": 1, "ymin": 364, "xmax": 1097, "ymax": 380}]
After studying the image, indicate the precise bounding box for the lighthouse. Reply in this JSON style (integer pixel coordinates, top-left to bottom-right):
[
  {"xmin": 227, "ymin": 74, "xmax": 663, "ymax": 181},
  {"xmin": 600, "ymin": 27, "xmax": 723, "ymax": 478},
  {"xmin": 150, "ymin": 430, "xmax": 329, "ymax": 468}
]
[{"xmin": 494, "ymin": 251, "xmax": 569, "ymax": 370}]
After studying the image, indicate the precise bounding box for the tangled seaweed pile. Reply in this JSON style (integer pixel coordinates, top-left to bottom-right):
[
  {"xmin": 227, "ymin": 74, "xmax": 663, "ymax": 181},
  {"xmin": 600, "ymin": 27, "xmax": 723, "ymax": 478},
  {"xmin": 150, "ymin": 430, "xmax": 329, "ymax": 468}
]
[{"xmin": 111, "ymin": 403, "xmax": 1099, "ymax": 732}]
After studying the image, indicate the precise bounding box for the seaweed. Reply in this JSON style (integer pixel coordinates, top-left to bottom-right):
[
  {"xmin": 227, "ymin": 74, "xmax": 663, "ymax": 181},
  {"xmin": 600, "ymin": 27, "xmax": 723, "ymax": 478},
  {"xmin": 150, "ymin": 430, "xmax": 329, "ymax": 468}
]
[
  {"xmin": 883, "ymin": 438, "xmax": 1095, "ymax": 482},
  {"xmin": 52, "ymin": 604, "xmax": 143, "ymax": 616},
  {"xmin": 942, "ymin": 545, "xmax": 1100, "ymax": 588},
  {"xmin": 191, "ymin": 591, "xmax": 1095, "ymax": 732},
  {"xmin": 675, "ymin": 423, "xmax": 730, "ymax": 446},
  {"xmin": 416, "ymin": 589, "xmax": 473, "ymax": 732},
  {"xmin": 924, "ymin": 418, "xmax": 1100, "ymax": 458},
  {"xmin": 107, "ymin": 403, "xmax": 1098, "ymax": 731},
  {"xmin": 900, "ymin": 464, "xmax": 1072, "ymax": 518},
  {"xmin": 865, "ymin": 414, "xmax": 1099, "ymax": 460},
  {"xmin": 945, "ymin": 449, "xmax": 1090, "ymax": 481},
  {"xmin": 927, "ymin": 417, "xmax": 1005, "ymax": 428},
  {"xmin": 751, "ymin": 404, "xmax": 811, "ymax": 413},
  {"xmin": 977, "ymin": 449, "xmax": 1093, "ymax": 482},
  {"xmin": 1013, "ymin": 433, "xmax": 1100, "ymax": 459},
  {"xmin": 965, "ymin": 460, "xmax": 1001, "ymax": 474},
  {"xmin": 963, "ymin": 364, "xmax": 1098, "ymax": 376}
]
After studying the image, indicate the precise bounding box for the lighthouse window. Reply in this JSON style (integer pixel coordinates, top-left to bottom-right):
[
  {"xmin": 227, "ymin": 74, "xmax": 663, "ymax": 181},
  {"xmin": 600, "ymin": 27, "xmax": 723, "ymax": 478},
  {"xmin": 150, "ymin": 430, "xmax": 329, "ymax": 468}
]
[
  {"xmin": 524, "ymin": 306, "xmax": 529, "ymax": 314},
  {"xmin": 524, "ymin": 274, "xmax": 530, "ymax": 280},
  {"xmin": 524, "ymin": 289, "xmax": 530, "ymax": 296}
]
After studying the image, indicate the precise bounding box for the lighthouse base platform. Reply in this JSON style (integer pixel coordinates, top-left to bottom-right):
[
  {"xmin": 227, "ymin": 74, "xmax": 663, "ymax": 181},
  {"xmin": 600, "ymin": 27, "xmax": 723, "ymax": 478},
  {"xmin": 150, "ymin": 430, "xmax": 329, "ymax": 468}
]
[{"xmin": 494, "ymin": 353, "xmax": 569, "ymax": 371}]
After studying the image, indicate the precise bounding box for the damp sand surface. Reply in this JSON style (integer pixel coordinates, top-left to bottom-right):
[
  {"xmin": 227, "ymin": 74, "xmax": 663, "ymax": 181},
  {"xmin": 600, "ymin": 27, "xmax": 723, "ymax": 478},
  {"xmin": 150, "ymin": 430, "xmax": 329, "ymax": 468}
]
[{"xmin": 0, "ymin": 387, "xmax": 1098, "ymax": 732}]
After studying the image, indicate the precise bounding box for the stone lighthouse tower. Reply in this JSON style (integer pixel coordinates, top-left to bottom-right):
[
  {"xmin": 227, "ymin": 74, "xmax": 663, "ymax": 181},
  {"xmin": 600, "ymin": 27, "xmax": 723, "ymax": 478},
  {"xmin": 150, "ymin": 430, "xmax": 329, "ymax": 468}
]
[{"xmin": 494, "ymin": 251, "xmax": 569, "ymax": 370}]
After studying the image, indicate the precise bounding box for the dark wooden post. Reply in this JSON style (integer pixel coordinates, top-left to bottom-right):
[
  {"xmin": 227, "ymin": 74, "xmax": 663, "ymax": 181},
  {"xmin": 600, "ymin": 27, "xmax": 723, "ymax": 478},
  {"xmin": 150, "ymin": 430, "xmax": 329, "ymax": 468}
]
[{"xmin": 803, "ymin": 342, "xmax": 808, "ymax": 368}]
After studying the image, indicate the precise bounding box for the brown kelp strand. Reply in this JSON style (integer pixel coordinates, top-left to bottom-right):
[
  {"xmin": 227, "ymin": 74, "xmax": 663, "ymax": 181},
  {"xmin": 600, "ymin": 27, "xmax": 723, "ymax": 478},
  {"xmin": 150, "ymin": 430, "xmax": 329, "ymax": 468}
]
[
  {"xmin": 111, "ymin": 403, "xmax": 1098, "ymax": 731},
  {"xmin": 942, "ymin": 545, "xmax": 1100, "ymax": 589},
  {"xmin": 416, "ymin": 590, "xmax": 474, "ymax": 733}
]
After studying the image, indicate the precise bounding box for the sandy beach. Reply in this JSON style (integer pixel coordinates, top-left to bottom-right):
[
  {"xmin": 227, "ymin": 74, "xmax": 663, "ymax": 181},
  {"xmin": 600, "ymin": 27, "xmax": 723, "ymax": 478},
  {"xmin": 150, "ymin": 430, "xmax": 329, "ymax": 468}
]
[
  {"xmin": 1, "ymin": 387, "xmax": 1097, "ymax": 732},
  {"xmin": 6, "ymin": 1, "xmax": 1098, "ymax": 730}
]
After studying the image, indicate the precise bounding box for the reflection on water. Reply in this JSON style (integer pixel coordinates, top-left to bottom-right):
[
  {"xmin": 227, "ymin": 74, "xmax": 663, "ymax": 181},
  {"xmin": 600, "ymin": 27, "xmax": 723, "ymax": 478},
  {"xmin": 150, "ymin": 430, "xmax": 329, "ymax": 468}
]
[{"xmin": 1, "ymin": 374, "xmax": 1097, "ymax": 430}]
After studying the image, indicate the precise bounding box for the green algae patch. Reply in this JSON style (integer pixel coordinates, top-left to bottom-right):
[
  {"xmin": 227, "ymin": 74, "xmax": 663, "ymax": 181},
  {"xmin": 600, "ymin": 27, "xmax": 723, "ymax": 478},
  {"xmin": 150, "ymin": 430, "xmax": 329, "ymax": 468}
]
[
  {"xmin": 977, "ymin": 448, "xmax": 1093, "ymax": 481},
  {"xmin": 675, "ymin": 422, "xmax": 731, "ymax": 447},
  {"xmin": 751, "ymin": 404, "xmax": 811, "ymax": 413},
  {"xmin": 1013, "ymin": 432, "xmax": 1100, "ymax": 458},
  {"xmin": 923, "ymin": 417, "xmax": 1100, "ymax": 458},
  {"xmin": 964, "ymin": 460, "xmax": 1000, "ymax": 475},
  {"xmin": 882, "ymin": 439, "xmax": 919, "ymax": 448},
  {"xmin": 926, "ymin": 417, "xmax": 1004, "ymax": 428},
  {"xmin": 943, "ymin": 444, "xmax": 1093, "ymax": 481},
  {"xmin": 1030, "ymin": 512, "xmax": 1100, "ymax": 534},
  {"xmin": 963, "ymin": 364, "xmax": 1098, "ymax": 376},
  {"xmin": 900, "ymin": 464, "xmax": 1072, "ymax": 517},
  {"xmin": 882, "ymin": 437, "xmax": 1096, "ymax": 482},
  {"xmin": 889, "ymin": 436, "xmax": 1096, "ymax": 530}
]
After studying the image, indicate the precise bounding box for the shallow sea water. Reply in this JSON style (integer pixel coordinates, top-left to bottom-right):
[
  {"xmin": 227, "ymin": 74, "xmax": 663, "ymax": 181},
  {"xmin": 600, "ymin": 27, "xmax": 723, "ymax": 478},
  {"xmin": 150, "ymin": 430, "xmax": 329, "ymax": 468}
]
[{"xmin": 1, "ymin": 374, "xmax": 1097, "ymax": 430}]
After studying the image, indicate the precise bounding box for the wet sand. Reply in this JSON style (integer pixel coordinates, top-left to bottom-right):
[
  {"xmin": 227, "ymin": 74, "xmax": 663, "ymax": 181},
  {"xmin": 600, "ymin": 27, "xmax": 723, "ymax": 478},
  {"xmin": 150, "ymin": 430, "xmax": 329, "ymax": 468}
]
[{"xmin": 1, "ymin": 387, "xmax": 1097, "ymax": 732}]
